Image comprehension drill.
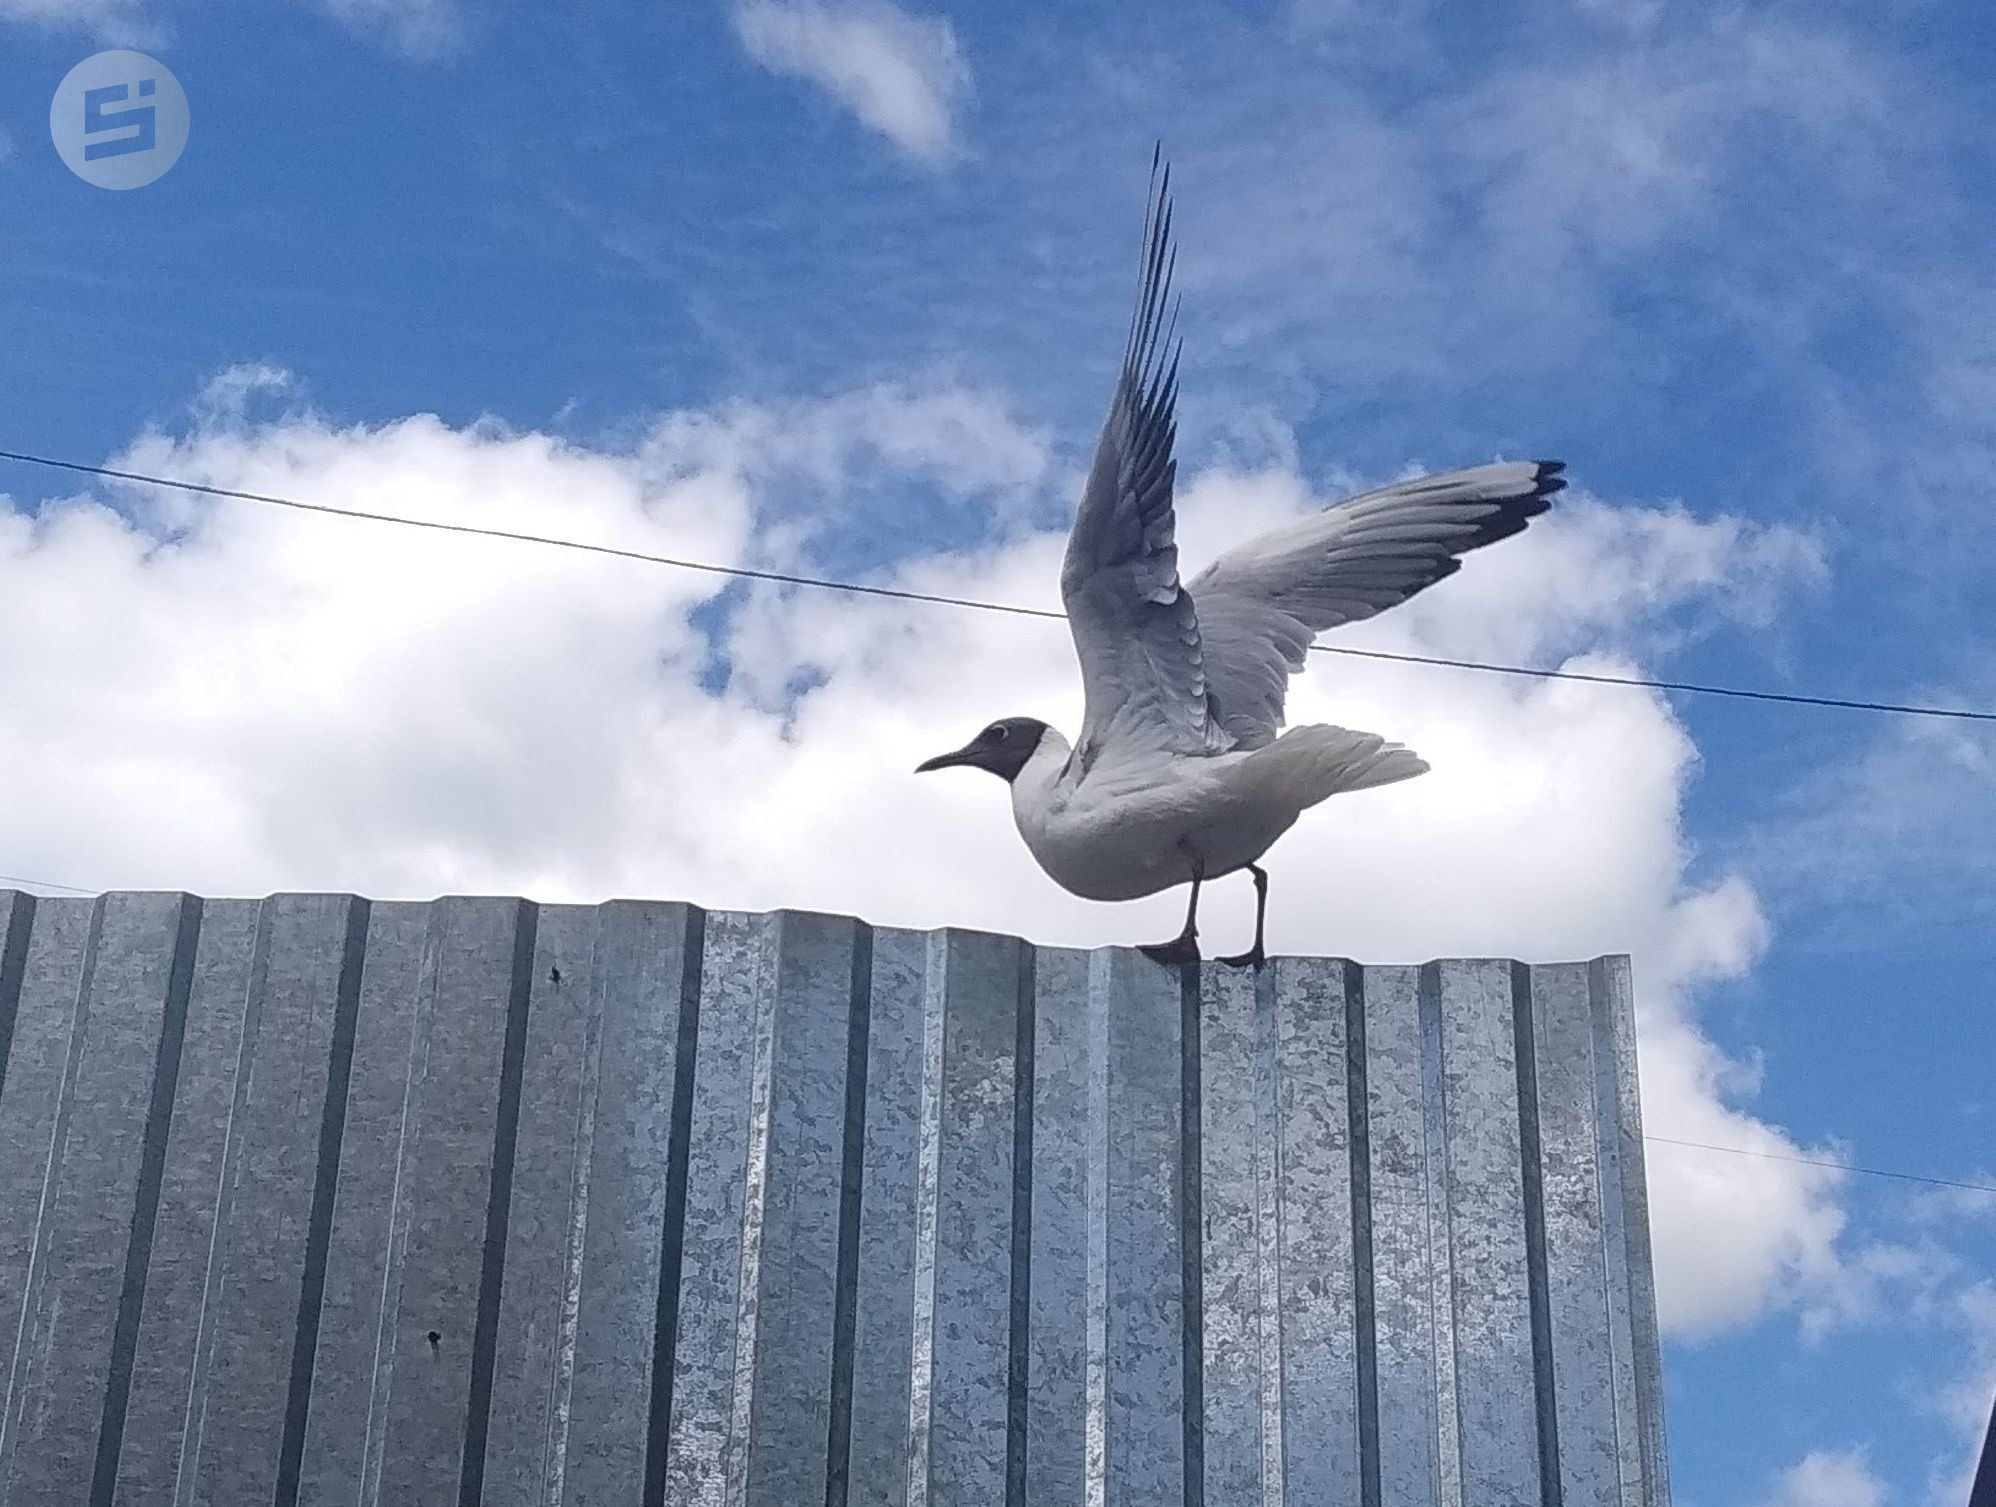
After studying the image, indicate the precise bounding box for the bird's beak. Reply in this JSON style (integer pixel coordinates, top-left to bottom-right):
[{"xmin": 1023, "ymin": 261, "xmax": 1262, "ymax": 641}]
[{"xmin": 915, "ymin": 743, "xmax": 981, "ymax": 773}]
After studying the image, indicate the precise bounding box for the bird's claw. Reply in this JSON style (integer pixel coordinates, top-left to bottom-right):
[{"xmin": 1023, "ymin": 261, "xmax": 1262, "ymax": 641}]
[
  {"xmin": 1139, "ymin": 934, "xmax": 1202, "ymax": 967},
  {"xmin": 1217, "ymin": 946, "xmax": 1266, "ymax": 969}
]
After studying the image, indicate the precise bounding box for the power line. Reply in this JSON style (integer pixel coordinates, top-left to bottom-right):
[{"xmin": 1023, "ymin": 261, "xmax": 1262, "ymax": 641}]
[
  {"xmin": 1644, "ymin": 1134, "xmax": 1996, "ymax": 1198},
  {"xmin": 0, "ymin": 871, "xmax": 97, "ymax": 896},
  {"xmin": 4, "ymin": 447, "xmax": 1992, "ymax": 726}
]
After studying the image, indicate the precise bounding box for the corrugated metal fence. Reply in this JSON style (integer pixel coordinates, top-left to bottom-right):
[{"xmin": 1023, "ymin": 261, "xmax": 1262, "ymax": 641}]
[{"xmin": 0, "ymin": 891, "xmax": 1668, "ymax": 1506}]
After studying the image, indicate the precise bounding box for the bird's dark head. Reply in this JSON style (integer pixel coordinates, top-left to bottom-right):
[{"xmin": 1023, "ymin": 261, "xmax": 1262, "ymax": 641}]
[{"xmin": 915, "ymin": 717, "xmax": 1052, "ymax": 783}]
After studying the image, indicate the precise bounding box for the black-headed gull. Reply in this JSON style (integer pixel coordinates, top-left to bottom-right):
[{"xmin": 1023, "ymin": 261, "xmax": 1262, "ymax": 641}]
[{"xmin": 917, "ymin": 157, "xmax": 1563, "ymax": 966}]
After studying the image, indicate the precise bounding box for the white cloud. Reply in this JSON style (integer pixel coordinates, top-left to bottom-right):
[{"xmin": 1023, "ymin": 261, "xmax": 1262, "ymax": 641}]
[
  {"xmin": 644, "ymin": 382, "xmax": 1047, "ymax": 497},
  {"xmin": 1168, "ymin": 9, "xmax": 1916, "ymax": 400},
  {"xmin": 316, "ymin": 0, "xmax": 460, "ymax": 57},
  {"xmin": 1756, "ymin": 1448, "xmax": 1889, "ymax": 1507},
  {"xmin": 0, "ymin": 0, "xmax": 455, "ymax": 51},
  {"xmin": 0, "ymin": 0, "xmax": 152, "ymax": 43},
  {"xmin": 0, "ymin": 367, "xmax": 1853, "ymax": 1338},
  {"xmin": 1925, "ymin": 1281, "xmax": 1996, "ymax": 1505},
  {"xmin": 732, "ymin": 0, "xmax": 970, "ymax": 165},
  {"xmin": 1750, "ymin": 680, "xmax": 1996, "ymax": 931},
  {"xmin": 1909, "ymin": 1180, "xmax": 1996, "ymax": 1225},
  {"xmin": 1449, "ymin": 16, "xmax": 1892, "ymax": 276},
  {"xmin": 1285, "ymin": 0, "xmax": 1432, "ymax": 57}
]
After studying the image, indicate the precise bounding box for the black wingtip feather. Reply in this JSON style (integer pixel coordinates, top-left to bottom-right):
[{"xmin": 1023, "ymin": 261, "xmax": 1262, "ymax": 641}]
[
  {"xmin": 1119, "ymin": 149, "xmax": 1182, "ymax": 429},
  {"xmin": 1462, "ymin": 465, "xmax": 1567, "ymax": 551}
]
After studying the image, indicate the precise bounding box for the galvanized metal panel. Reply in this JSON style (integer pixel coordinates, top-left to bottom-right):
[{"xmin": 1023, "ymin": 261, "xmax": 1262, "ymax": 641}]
[
  {"xmin": 114, "ymin": 897, "xmax": 262, "ymax": 1507},
  {"xmin": 0, "ymin": 894, "xmax": 94, "ymax": 1496},
  {"xmin": 742, "ymin": 911, "xmax": 867, "ymax": 1506},
  {"xmin": 0, "ymin": 892, "xmax": 1670, "ymax": 1507},
  {"xmin": 1099, "ymin": 948, "xmax": 1191, "ymax": 1506},
  {"xmin": 180, "ymin": 893, "xmax": 369, "ymax": 1507},
  {"xmin": 1024, "ymin": 943, "xmax": 1093, "ymax": 1507},
  {"xmin": 3, "ymin": 893, "xmax": 199, "ymax": 1506},
  {"xmin": 558, "ymin": 899, "xmax": 702, "ymax": 1507},
  {"xmin": 293, "ymin": 899, "xmax": 434, "ymax": 1504},
  {"xmin": 921, "ymin": 928, "xmax": 1028, "ymax": 1503},
  {"xmin": 1363, "ymin": 963, "xmax": 1449, "ymax": 1505},
  {"xmin": 1268, "ymin": 957, "xmax": 1364, "ymax": 1507},
  {"xmin": 480, "ymin": 901, "xmax": 599, "ymax": 1506},
  {"xmin": 846, "ymin": 926, "xmax": 927, "ymax": 1506}
]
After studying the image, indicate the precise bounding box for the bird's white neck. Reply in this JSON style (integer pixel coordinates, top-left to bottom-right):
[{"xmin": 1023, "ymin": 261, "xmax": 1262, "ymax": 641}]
[{"xmin": 1009, "ymin": 726, "xmax": 1075, "ymax": 823}]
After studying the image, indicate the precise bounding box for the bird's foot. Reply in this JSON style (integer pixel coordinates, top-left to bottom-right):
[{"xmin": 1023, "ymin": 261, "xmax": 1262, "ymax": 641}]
[
  {"xmin": 1139, "ymin": 934, "xmax": 1202, "ymax": 967},
  {"xmin": 1217, "ymin": 944, "xmax": 1266, "ymax": 969}
]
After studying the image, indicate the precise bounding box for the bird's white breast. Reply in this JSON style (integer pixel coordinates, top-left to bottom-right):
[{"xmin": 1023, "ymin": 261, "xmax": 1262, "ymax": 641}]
[{"xmin": 1008, "ymin": 736, "xmax": 1301, "ymax": 903}]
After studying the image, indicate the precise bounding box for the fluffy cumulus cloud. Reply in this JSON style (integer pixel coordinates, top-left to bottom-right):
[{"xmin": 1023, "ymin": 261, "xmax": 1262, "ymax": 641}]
[
  {"xmin": 1755, "ymin": 1448, "xmax": 1889, "ymax": 1507},
  {"xmin": 0, "ymin": 366, "xmax": 1865, "ymax": 1341},
  {"xmin": 731, "ymin": 0, "xmax": 970, "ymax": 164}
]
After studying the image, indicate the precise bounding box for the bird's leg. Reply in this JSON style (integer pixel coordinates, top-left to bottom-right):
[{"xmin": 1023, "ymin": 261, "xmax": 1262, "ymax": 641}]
[
  {"xmin": 1218, "ymin": 864, "xmax": 1270, "ymax": 969},
  {"xmin": 1139, "ymin": 847, "xmax": 1205, "ymax": 966}
]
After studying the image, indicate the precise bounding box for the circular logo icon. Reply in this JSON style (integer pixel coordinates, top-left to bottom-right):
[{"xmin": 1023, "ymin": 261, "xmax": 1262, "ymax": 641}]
[{"xmin": 49, "ymin": 50, "xmax": 189, "ymax": 190}]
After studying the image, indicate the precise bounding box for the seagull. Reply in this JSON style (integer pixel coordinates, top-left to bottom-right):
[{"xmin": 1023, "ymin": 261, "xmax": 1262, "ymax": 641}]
[{"xmin": 916, "ymin": 155, "xmax": 1563, "ymax": 966}]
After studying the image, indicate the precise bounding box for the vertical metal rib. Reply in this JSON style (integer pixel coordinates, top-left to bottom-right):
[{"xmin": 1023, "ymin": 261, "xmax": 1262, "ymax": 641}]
[
  {"xmin": 359, "ymin": 907, "xmax": 446, "ymax": 1507},
  {"xmin": 454, "ymin": 903, "xmax": 538, "ymax": 1506},
  {"xmin": 1179, "ymin": 965, "xmax": 1206, "ymax": 1507},
  {"xmin": 1435, "ymin": 962, "xmax": 1544, "ymax": 1503},
  {"xmin": 1194, "ymin": 960, "xmax": 1271, "ymax": 1505},
  {"xmin": 922, "ymin": 930, "xmax": 1024, "ymax": 1500},
  {"xmin": 160, "ymin": 901, "xmax": 274, "ymax": 1507},
  {"xmin": 538, "ymin": 910, "xmax": 607, "ymax": 1506},
  {"xmin": 0, "ymin": 897, "xmax": 103, "ymax": 1495},
  {"xmin": 841, "ymin": 930, "xmax": 924, "ymax": 1505},
  {"xmin": 1344, "ymin": 962, "xmax": 1381, "ymax": 1507},
  {"xmin": 1251, "ymin": 964, "xmax": 1284, "ymax": 1507},
  {"xmin": 1527, "ymin": 961, "xmax": 1621, "ymax": 1506},
  {"xmin": 905, "ymin": 932, "xmax": 949, "ymax": 1507},
  {"xmin": 1004, "ymin": 945, "xmax": 1036, "ymax": 1507},
  {"xmin": 1416, "ymin": 963, "xmax": 1462, "ymax": 1507},
  {"xmin": 1511, "ymin": 963, "xmax": 1563, "ymax": 1506},
  {"xmin": 88, "ymin": 895, "xmax": 201, "ymax": 1507},
  {"xmin": 641, "ymin": 908, "xmax": 706, "ymax": 1507},
  {"xmin": 1020, "ymin": 946, "xmax": 1088, "ymax": 1507},
  {"xmin": 273, "ymin": 899, "xmax": 369, "ymax": 1507},
  {"xmin": 662, "ymin": 912, "xmax": 771, "ymax": 1504},
  {"xmin": 724, "ymin": 920, "xmax": 783, "ymax": 1507},
  {"xmin": 1083, "ymin": 951, "xmax": 1112, "ymax": 1507},
  {"xmin": 1590, "ymin": 956, "xmax": 1669, "ymax": 1505},
  {"xmin": 473, "ymin": 903, "xmax": 604, "ymax": 1502},
  {"xmin": 823, "ymin": 927, "xmax": 874, "ymax": 1507},
  {"xmin": 0, "ymin": 894, "xmax": 34, "ymax": 1110}
]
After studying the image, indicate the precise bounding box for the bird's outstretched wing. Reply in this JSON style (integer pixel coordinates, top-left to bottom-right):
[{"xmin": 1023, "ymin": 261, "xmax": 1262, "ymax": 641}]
[
  {"xmin": 1189, "ymin": 461, "xmax": 1566, "ymax": 747},
  {"xmin": 1060, "ymin": 154, "xmax": 1229, "ymax": 771}
]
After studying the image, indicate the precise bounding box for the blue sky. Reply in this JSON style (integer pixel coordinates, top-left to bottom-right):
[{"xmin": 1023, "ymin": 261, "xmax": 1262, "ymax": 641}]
[{"xmin": 4, "ymin": 0, "xmax": 1996, "ymax": 1502}]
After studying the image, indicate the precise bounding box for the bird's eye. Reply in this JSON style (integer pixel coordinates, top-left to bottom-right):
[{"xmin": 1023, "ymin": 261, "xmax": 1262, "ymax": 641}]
[{"xmin": 980, "ymin": 724, "xmax": 1008, "ymax": 745}]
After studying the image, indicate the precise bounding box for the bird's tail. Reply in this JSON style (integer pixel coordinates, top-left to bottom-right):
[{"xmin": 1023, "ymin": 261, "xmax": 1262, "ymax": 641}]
[{"xmin": 1242, "ymin": 723, "xmax": 1429, "ymax": 808}]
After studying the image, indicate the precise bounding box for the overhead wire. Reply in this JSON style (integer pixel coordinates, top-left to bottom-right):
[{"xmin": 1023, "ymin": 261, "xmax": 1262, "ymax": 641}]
[
  {"xmin": 5, "ymin": 453, "xmax": 1994, "ymax": 1191},
  {"xmin": 2, "ymin": 447, "xmax": 1992, "ymax": 725}
]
